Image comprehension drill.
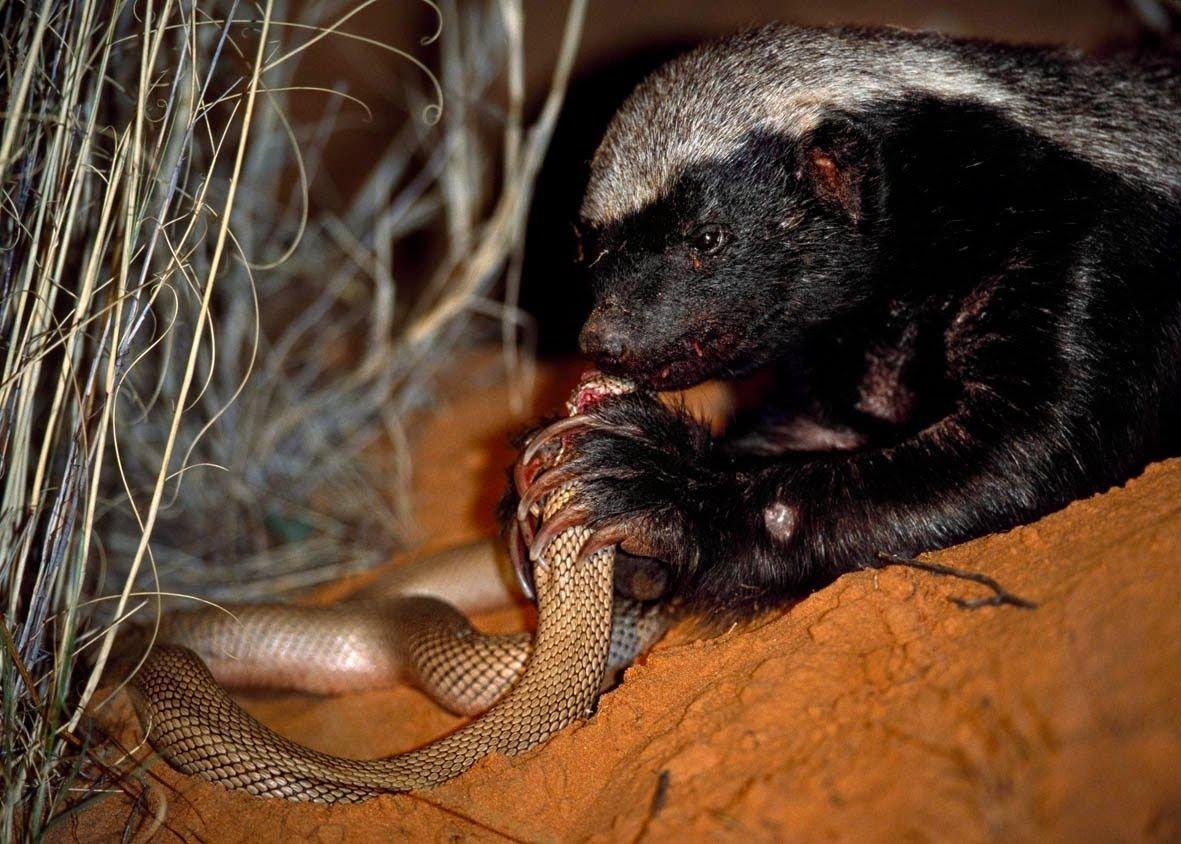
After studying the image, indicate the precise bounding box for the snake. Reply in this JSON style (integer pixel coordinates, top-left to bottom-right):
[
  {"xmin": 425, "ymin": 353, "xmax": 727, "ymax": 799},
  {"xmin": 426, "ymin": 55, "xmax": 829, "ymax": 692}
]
[{"xmin": 126, "ymin": 374, "xmax": 668, "ymax": 803}]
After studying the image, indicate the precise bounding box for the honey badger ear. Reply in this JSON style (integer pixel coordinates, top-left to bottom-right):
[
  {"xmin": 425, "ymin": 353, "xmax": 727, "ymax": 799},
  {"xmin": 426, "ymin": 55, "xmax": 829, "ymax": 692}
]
[{"xmin": 798, "ymin": 114, "xmax": 881, "ymax": 224}]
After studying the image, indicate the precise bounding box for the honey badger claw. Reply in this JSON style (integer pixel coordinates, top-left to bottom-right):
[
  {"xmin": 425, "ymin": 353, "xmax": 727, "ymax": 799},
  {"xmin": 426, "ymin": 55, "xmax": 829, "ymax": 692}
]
[
  {"xmin": 529, "ymin": 503, "xmax": 592, "ymax": 564},
  {"xmin": 509, "ymin": 519, "xmax": 535, "ymax": 600}
]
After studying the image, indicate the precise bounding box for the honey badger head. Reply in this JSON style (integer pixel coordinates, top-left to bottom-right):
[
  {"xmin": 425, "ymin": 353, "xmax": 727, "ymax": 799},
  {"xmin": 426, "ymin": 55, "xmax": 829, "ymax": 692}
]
[
  {"xmin": 578, "ymin": 130, "xmax": 884, "ymax": 389},
  {"xmin": 575, "ymin": 27, "xmax": 904, "ymax": 389}
]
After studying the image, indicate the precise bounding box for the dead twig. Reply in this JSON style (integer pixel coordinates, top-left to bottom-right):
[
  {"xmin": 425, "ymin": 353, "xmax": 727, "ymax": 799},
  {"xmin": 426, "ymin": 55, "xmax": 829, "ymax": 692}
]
[{"xmin": 867, "ymin": 552, "xmax": 1038, "ymax": 610}]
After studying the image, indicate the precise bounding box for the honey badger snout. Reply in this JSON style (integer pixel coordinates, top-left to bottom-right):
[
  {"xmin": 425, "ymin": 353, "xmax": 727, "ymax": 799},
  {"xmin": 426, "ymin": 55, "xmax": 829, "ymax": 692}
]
[{"xmin": 579, "ymin": 303, "xmax": 635, "ymax": 369}]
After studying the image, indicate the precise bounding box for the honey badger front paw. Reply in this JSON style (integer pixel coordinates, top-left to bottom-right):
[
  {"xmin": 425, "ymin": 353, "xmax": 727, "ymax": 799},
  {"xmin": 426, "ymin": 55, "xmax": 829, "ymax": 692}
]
[{"xmin": 510, "ymin": 391, "xmax": 714, "ymax": 598}]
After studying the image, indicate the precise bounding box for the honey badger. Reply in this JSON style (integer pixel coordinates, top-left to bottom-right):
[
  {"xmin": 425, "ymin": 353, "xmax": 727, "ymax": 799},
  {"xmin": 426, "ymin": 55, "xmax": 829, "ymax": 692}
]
[{"xmin": 511, "ymin": 24, "xmax": 1181, "ymax": 617}]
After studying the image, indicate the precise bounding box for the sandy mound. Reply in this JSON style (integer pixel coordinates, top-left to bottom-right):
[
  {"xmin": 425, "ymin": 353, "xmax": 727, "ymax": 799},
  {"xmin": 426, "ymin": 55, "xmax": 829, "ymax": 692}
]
[{"xmin": 60, "ymin": 357, "xmax": 1181, "ymax": 842}]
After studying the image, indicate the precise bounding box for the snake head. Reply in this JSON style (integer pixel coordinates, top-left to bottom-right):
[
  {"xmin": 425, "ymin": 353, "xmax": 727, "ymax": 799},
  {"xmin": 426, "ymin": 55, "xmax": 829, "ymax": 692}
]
[{"xmin": 566, "ymin": 371, "xmax": 635, "ymax": 415}]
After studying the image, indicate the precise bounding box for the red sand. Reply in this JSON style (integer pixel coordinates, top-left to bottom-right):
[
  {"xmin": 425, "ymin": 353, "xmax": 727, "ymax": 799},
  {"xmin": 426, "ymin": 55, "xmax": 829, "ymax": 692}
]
[{"xmin": 62, "ymin": 354, "xmax": 1181, "ymax": 841}]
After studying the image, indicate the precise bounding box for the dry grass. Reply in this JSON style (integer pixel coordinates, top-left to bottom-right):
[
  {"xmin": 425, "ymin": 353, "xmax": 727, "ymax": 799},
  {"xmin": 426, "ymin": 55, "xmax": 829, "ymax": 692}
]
[{"xmin": 0, "ymin": 0, "xmax": 585, "ymax": 836}]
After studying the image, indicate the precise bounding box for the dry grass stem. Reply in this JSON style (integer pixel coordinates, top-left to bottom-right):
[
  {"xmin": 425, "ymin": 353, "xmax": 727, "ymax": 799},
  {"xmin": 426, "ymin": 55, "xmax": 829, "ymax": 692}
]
[{"xmin": 0, "ymin": 0, "xmax": 583, "ymax": 835}]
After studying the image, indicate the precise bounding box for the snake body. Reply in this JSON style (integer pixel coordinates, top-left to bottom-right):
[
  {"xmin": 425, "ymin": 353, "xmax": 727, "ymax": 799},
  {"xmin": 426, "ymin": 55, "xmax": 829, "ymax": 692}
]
[{"xmin": 127, "ymin": 376, "xmax": 665, "ymax": 802}]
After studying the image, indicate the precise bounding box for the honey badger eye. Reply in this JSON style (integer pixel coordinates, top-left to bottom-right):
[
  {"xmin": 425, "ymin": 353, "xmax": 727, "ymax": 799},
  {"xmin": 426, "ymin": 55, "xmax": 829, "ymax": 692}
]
[{"xmin": 690, "ymin": 224, "xmax": 729, "ymax": 255}]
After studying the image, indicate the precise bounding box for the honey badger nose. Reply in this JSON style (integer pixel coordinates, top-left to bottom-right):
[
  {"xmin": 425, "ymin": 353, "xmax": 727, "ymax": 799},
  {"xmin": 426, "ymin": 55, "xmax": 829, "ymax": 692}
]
[{"xmin": 579, "ymin": 309, "xmax": 630, "ymax": 364}]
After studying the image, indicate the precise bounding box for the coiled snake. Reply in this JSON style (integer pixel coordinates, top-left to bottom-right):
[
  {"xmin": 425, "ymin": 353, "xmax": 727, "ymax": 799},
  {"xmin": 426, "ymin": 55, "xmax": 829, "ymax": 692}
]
[{"xmin": 126, "ymin": 374, "xmax": 667, "ymax": 802}]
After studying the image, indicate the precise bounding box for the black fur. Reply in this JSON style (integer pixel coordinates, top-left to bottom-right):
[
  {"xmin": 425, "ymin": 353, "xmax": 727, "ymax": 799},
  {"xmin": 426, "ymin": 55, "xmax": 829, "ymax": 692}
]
[{"xmin": 515, "ymin": 32, "xmax": 1181, "ymax": 620}]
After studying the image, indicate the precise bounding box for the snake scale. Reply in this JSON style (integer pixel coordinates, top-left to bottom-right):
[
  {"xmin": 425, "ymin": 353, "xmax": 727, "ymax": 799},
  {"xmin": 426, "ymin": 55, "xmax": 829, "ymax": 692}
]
[{"xmin": 126, "ymin": 374, "xmax": 667, "ymax": 802}]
